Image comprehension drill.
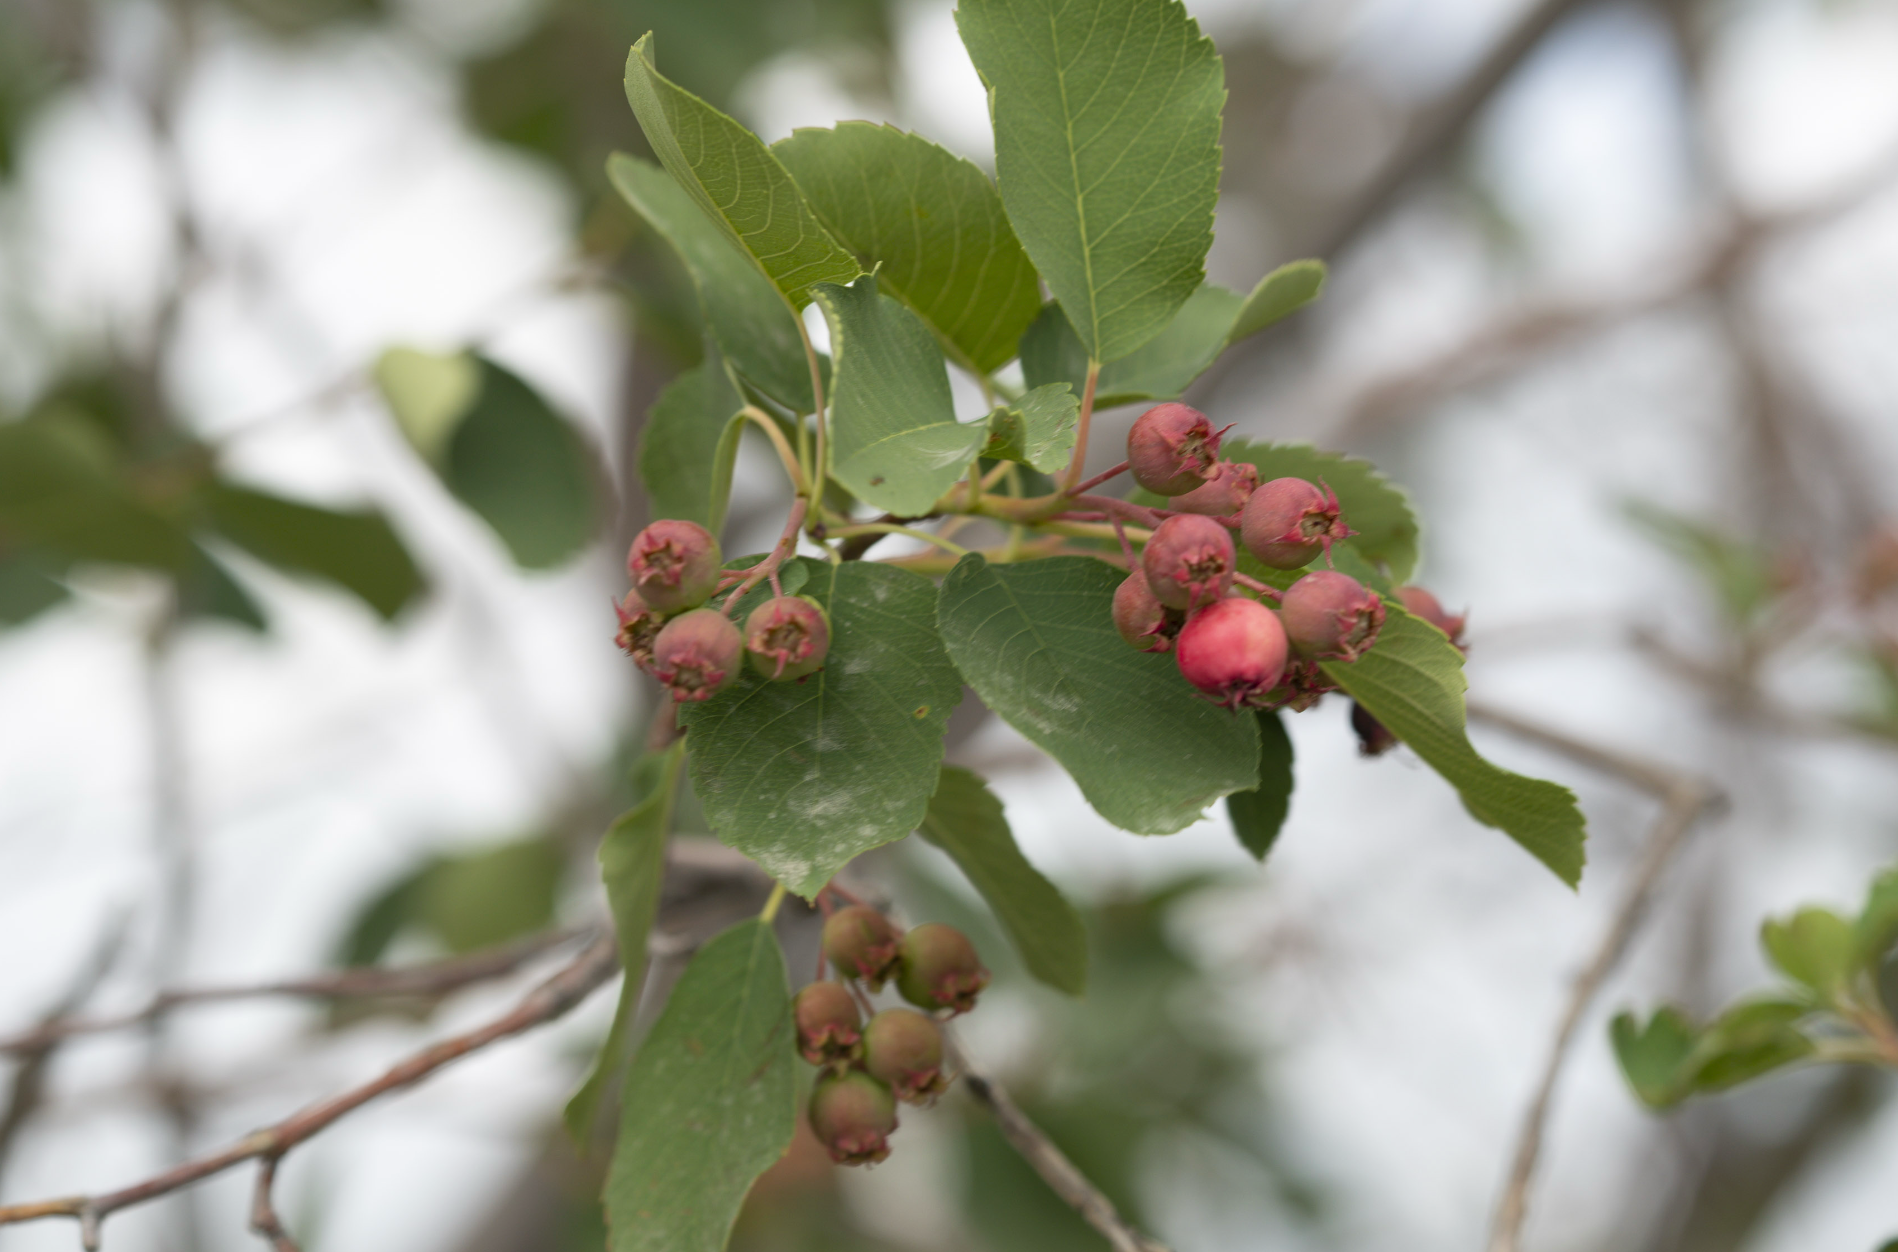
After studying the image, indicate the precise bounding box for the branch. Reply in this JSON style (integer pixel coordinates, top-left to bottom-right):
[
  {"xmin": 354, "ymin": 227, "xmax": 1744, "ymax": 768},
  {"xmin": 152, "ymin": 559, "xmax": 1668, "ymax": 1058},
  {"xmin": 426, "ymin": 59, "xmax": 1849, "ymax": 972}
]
[
  {"xmin": 0, "ymin": 932, "xmax": 621, "ymax": 1245},
  {"xmin": 248, "ymin": 1158, "xmax": 301, "ymax": 1252},
  {"xmin": 1468, "ymin": 703, "xmax": 1721, "ymax": 1252},
  {"xmin": 947, "ymin": 1035, "xmax": 1171, "ymax": 1252},
  {"xmin": 0, "ymin": 921, "xmax": 129, "ymax": 1178}
]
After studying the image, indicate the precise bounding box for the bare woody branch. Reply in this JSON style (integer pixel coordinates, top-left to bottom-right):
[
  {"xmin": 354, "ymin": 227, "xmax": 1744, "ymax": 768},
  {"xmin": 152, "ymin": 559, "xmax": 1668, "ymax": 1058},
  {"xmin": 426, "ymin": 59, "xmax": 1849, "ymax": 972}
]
[
  {"xmin": 0, "ymin": 931, "xmax": 622, "ymax": 1246},
  {"xmin": 248, "ymin": 1157, "xmax": 302, "ymax": 1252},
  {"xmin": 1469, "ymin": 702, "xmax": 1722, "ymax": 1252}
]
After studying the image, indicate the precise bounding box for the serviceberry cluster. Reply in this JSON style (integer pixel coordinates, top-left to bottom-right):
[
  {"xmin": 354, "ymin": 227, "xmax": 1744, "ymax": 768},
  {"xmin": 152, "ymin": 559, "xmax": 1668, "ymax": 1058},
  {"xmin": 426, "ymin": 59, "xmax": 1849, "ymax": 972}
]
[
  {"xmin": 794, "ymin": 902, "xmax": 990, "ymax": 1165},
  {"xmin": 1112, "ymin": 402, "xmax": 1462, "ymax": 716},
  {"xmin": 613, "ymin": 519, "xmax": 831, "ymax": 702}
]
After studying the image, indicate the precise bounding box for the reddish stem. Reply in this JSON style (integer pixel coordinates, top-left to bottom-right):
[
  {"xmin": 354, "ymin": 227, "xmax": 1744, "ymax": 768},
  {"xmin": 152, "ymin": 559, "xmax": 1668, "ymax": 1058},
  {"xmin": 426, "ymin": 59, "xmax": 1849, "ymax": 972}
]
[
  {"xmin": 1233, "ymin": 572, "xmax": 1284, "ymax": 602},
  {"xmin": 720, "ymin": 498, "xmax": 809, "ymax": 618},
  {"xmin": 1070, "ymin": 460, "xmax": 1129, "ymax": 496}
]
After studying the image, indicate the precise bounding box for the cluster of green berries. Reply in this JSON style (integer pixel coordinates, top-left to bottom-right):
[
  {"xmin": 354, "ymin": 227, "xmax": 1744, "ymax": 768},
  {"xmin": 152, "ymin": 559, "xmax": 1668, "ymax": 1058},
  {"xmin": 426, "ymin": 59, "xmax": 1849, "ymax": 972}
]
[
  {"xmin": 794, "ymin": 905, "xmax": 990, "ymax": 1166},
  {"xmin": 614, "ymin": 519, "xmax": 830, "ymax": 702}
]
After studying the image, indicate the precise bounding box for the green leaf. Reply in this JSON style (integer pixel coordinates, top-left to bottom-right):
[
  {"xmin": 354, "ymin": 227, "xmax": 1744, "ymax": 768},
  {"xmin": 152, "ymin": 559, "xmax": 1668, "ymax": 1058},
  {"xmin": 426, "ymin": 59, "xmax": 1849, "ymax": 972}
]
[
  {"xmin": 919, "ymin": 765, "xmax": 1088, "ymax": 994},
  {"xmin": 957, "ymin": 0, "xmax": 1224, "ymax": 363},
  {"xmin": 682, "ymin": 561, "xmax": 962, "ymax": 897},
  {"xmin": 1226, "ymin": 710, "xmax": 1293, "ymax": 861},
  {"xmin": 1321, "ymin": 607, "xmax": 1586, "ymax": 886},
  {"xmin": 0, "ymin": 549, "xmax": 69, "ymax": 626},
  {"xmin": 639, "ymin": 352, "xmax": 746, "ymax": 533},
  {"xmin": 605, "ymin": 918, "xmax": 796, "ymax": 1252},
  {"xmin": 567, "ymin": 741, "xmax": 687, "ymax": 1147},
  {"xmin": 178, "ymin": 542, "xmax": 268, "ymax": 633},
  {"xmin": 936, "ymin": 555, "xmax": 1259, "ymax": 834},
  {"xmin": 1221, "ymin": 440, "xmax": 1421, "ymax": 583},
  {"xmin": 333, "ymin": 861, "xmax": 435, "ymax": 969},
  {"xmin": 813, "ymin": 275, "xmax": 988, "ymax": 516},
  {"xmin": 1854, "ymin": 865, "xmax": 1898, "ymax": 967},
  {"xmin": 204, "ymin": 482, "xmax": 424, "ymax": 621},
  {"xmin": 372, "ymin": 346, "xmax": 481, "ymax": 465},
  {"xmin": 773, "ymin": 122, "xmax": 1042, "ymax": 375},
  {"xmin": 1687, "ymin": 998, "xmax": 1815, "ymax": 1093},
  {"xmin": 0, "ymin": 418, "xmax": 192, "ymax": 569},
  {"xmin": 418, "ymin": 838, "xmax": 565, "ymax": 954},
  {"xmin": 1611, "ymin": 1007, "xmax": 1699, "ymax": 1109},
  {"xmin": 608, "ymin": 153, "xmax": 817, "ymax": 412},
  {"xmin": 1021, "ymin": 285, "xmax": 1240, "ymax": 409},
  {"xmin": 1226, "ymin": 259, "xmax": 1327, "ymax": 343},
  {"xmin": 622, "ymin": 34, "xmax": 860, "ymax": 309},
  {"xmin": 982, "ymin": 383, "xmax": 1078, "ymax": 474},
  {"xmin": 1760, "ymin": 907, "xmax": 1856, "ymax": 996}
]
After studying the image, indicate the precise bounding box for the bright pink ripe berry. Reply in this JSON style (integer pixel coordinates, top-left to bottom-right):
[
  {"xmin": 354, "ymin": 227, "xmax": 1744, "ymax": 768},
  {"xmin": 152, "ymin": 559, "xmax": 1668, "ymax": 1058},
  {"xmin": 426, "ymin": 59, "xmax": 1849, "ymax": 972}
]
[
  {"xmin": 861, "ymin": 1009, "xmax": 948, "ymax": 1105},
  {"xmin": 1127, "ymin": 403, "xmax": 1223, "ymax": 496},
  {"xmin": 1141, "ymin": 514, "xmax": 1236, "ymax": 611},
  {"xmin": 648, "ymin": 608, "xmax": 743, "ymax": 702},
  {"xmin": 895, "ymin": 923, "xmax": 989, "ymax": 1015},
  {"xmin": 822, "ymin": 906, "xmax": 903, "ymax": 989},
  {"xmin": 1240, "ymin": 477, "xmax": 1350, "ymax": 569},
  {"xmin": 1174, "ymin": 596, "xmax": 1289, "ymax": 710},
  {"xmin": 794, "ymin": 981, "xmax": 863, "ymax": 1069},
  {"xmin": 1396, "ymin": 585, "xmax": 1467, "ymax": 646},
  {"xmin": 627, "ymin": 519, "xmax": 723, "ymax": 612},
  {"xmin": 612, "ymin": 589, "xmax": 667, "ymax": 673},
  {"xmin": 744, "ymin": 595, "xmax": 830, "ymax": 680},
  {"xmin": 809, "ymin": 1071, "xmax": 898, "ymax": 1166},
  {"xmin": 1113, "ymin": 571, "xmax": 1179, "ymax": 652},
  {"xmin": 1168, "ymin": 460, "xmax": 1258, "ymax": 516},
  {"xmin": 1280, "ymin": 571, "xmax": 1385, "ymax": 662}
]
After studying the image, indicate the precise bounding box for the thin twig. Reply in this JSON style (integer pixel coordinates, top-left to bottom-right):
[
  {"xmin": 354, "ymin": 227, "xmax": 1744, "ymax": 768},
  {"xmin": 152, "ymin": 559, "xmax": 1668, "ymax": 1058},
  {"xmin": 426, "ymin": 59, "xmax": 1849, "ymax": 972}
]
[
  {"xmin": 1470, "ymin": 703, "xmax": 1721, "ymax": 1252},
  {"xmin": 248, "ymin": 1157, "xmax": 300, "ymax": 1252},
  {"xmin": 0, "ymin": 932, "xmax": 621, "ymax": 1239},
  {"xmin": 947, "ymin": 1035, "xmax": 1171, "ymax": 1252}
]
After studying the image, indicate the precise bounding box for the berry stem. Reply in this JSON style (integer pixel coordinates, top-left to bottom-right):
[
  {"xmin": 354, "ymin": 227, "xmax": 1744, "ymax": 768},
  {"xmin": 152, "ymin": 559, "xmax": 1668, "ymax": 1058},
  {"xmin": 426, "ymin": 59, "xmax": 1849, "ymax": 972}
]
[
  {"xmin": 1111, "ymin": 515, "xmax": 1137, "ymax": 567},
  {"xmin": 1232, "ymin": 572, "xmax": 1284, "ymax": 601},
  {"xmin": 719, "ymin": 497, "xmax": 809, "ymax": 618},
  {"xmin": 1071, "ymin": 460, "xmax": 1130, "ymax": 495},
  {"xmin": 1057, "ymin": 360, "xmax": 1102, "ymax": 496},
  {"xmin": 1074, "ymin": 493, "xmax": 1169, "ymax": 528}
]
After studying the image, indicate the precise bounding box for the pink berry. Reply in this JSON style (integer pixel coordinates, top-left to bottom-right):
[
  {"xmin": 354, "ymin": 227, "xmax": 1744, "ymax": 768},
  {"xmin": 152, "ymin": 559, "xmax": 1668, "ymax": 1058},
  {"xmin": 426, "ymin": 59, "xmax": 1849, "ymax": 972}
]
[
  {"xmin": 1396, "ymin": 585, "xmax": 1467, "ymax": 646},
  {"xmin": 794, "ymin": 981, "xmax": 863, "ymax": 1068},
  {"xmin": 612, "ymin": 589, "xmax": 667, "ymax": 673},
  {"xmin": 1174, "ymin": 596, "xmax": 1289, "ymax": 710},
  {"xmin": 1168, "ymin": 460, "xmax": 1258, "ymax": 516},
  {"xmin": 1127, "ymin": 403, "xmax": 1223, "ymax": 496},
  {"xmin": 1141, "ymin": 514, "xmax": 1236, "ymax": 611},
  {"xmin": 822, "ymin": 906, "xmax": 903, "ymax": 989},
  {"xmin": 1279, "ymin": 571, "xmax": 1385, "ymax": 662},
  {"xmin": 627, "ymin": 519, "xmax": 722, "ymax": 612},
  {"xmin": 895, "ymin": 923, "xmax": 989, "ymax": 1015},
  {"xmin": 1112, "ymin": 571, "xmax": 1180, "ymax": 652},
  {"xmin": 744, "ymin": 595, "xmax": 830, "ymax": 680},
  {"xmin": 648, "ymin": 608, "xmax": 743, "ymax": 702},
  {"xmin": 809, "ymin": 1071, "xmax": 898, "ymax": 1166},
  {"xmin": 1239, "ymin": 477, "xmax": 1349, "ymax": 569},
  {"xmin": 861, "ymin": 1009, "xmax": 948, "ymax": 1105}
]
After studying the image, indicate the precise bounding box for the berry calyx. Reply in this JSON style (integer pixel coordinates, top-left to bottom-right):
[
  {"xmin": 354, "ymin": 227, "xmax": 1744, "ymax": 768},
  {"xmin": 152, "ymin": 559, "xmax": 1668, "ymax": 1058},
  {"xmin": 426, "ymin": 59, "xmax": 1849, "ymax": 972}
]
[
  {"xmin": 627, "ymin": 519, "xmax": 723, "ymax": 612},
  {"xmin": 1113, "ymin": 571, "xmax": 1181, "ymax": 652},
  {"xmin": 861, "ymin": 1009, "xmax": 948, "ymax": 1105},
  {"xmin": 895, "ymin": 923, "xmax": 989, "ymax": 1015},
  {"xmin": 613, "ymin": 589, "xmax": 667, "ymax": 673},
  {"xmin": 1174, "ymin": 596, "xmax": 1289, "ymax": 710},
  {"xmin": 1396, "ymin": 585, "xmax": 1467, "ymax": 647},
  {"xmin": 794, "ymin": 981, "xmax": 864, "ymax": 1069},
  {"xmin": 822, "ymin": 906, "xmax": 903, "ymax": 989},
  {"xmin": 648, "ymin": 608, "xmax": 743, "ymax": 702},
  {"xmin": 1280, "ymin": 571, "xmax": 1385, "ymax": 661},
  {"xmin": 1258, "ymin": 658, "xmax": 1339, "ymax": 712},
  {"xmin": 808, "ymin": 1071, "xmax": 898, "ymax": 1166},
  {"xmin": 1141, "ymin": 513, "xmax": 1236, "ymax": 611},
  {"xmin": 1127, "ymin": 403, "xmax": 1223, "ymax": 496},
  {"xmin": 1239, "ymin": 478, "xmax": 1350, "ymax": 569},
  {"xmin": 1168, "ymin": 460, "xmax": 1258, "ymax": 516},
  {"xmin": 744, "ymin": 595, "xmax": 830, "ymax": 680}
]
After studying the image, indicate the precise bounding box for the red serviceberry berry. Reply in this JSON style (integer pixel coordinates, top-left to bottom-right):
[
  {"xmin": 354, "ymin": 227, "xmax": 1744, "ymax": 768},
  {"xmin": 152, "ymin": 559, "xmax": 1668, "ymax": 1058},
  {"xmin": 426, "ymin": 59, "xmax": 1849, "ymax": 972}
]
[
  {"xmin": 1113, "ymin": 571, "xmax": 1181, "ymax": 652},
  {"xmin": 794, "ymin": 981, "xmax": 864, "ymax": 1069},
  {"xmin": 744, "ymin": 594, "xmax": 830, "ymax": 680},
  {"xmin": 1351, "ymin": 700, "xmax": 1400, "ymax": 757},
  {"xmin": 1239, "ymin": 477, "xmax": 1350, "ymax": 569},
  {"xmin": 1141, "ymin": 513, "xmax": 1236, "ymax": 611},
  {"xmin": 822, "ymin": 906, "xmax": 903, "ymax": 989},
  {"xmin": 809, "ymin": 1071, "xmax": 898, "ymax": 1166},
  {"xmin": 895, "ymin": 923, "xmax": 989, "ymax": 1015},
  {"xmin": 627, "ymin": 519, "xmax": 723, "ymax": 612},
  {"xmin": 612, "ymin": 589, "xmax": 667, "ymax": 673},
  {"xmin": 1174, "ymin": 596, "xmax": 1289, "ymax": 710},
  {"xmin": 1280, "ymin": 570, "xmax": 1385, "ymax": 662},
  {"xmin": 861, "ymin": 1009, "xmax": 948, "ymax": 1105},
  {"xmin": 1168, "ymin": 460, "xmax": 1258, "ymax": 516},
  {"xmin": 648, "ymin": 608, "xmax": 743, "ymax": 702},
  {"xmin": 1396, "ymin": 585, "xmax": 1467, "ymax": 648},
  {"xmin": 1127, "ymin": 403, "xmax": 1224, "ymax": 496}
]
